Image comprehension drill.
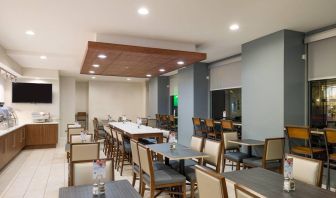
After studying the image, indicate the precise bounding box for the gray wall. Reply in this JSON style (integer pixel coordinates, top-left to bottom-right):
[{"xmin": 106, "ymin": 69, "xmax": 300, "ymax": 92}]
[
  {"xmin": 157, "ymin": 76, "xmax": 170, "ymax": 114},
  {"xmin": 178, "ymin": 66, "xmax": 194, "ymax": 146},
  {"xmin": 194, "ymin": 62, "xmax": 209, "ymax": 118},
  {"xmin": 147, "ymin": 77, "xmax": 158, "ymax": 117},
  {"xmin": 242, "ymin": 30, "xmax": 305, "ymax": 140}
]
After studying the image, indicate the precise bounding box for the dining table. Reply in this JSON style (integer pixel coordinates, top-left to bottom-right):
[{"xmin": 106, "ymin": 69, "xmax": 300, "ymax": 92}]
[
  {"xmin": 147, "ymin": 143, "xmax": 208, "ymax": 174},
  {"xmin": 59, "ymin": 180, "xmax": 141, "ymax": 198},
  {"xmin": 228, "ymin": 139, "xmax": 264, "ymax": 157},
  {"xmin": 222, "ymin": 167, "xmax": 335, "ymax": 198}
]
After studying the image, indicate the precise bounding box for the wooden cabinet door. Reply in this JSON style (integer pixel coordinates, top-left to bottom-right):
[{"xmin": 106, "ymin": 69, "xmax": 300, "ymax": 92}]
[
  {"xmin": 42, "ymin": 124, "xmax": 58, "ymax": 145},
  {"xmin": 25, "ymin": 125, "xmax": 43, "ymax": 145},
  {"xmin": 0, "ymin": 136, "xmax": 6, "ymax": 169}
]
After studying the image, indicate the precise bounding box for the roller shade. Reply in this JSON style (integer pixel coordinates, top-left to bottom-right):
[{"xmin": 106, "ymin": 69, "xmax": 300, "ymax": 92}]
[
  {"xmin": 209, "ymin": 60, "xmax": 242, "ymax": 91},
  {"xmin": 308, "ymin": 36, "xmax": 336, "ymax": 81}
]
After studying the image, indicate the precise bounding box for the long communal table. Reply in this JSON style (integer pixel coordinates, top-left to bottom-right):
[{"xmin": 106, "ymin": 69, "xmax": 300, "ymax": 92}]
[{"xmin": 109, "ymin": 122, "xmax": 170, "ymax": 144}]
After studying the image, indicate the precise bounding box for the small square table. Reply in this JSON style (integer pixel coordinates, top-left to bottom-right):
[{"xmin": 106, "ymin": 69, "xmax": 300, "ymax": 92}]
[
  {"xmin": 228, "ymin": 139, "xmax": 264, "ymax": 157},
  {"xmin": 147, "ymin": 143, "xmax": 208, "ymax": 174}
]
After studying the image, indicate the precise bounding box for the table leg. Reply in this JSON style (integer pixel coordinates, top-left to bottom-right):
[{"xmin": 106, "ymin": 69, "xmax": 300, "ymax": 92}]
[
  {"xmin": 165, "ymin": 157, "xmax": 170, "ymax": 166},
  {"xmin": 247, "ymin": 146, "xmax": 252, "ymax": 157},
  {"xmin": 156, "ymin": 134, "xmax": 164, "ymax": 161},
  {"xmin": 179, "ymin": 159, "xmax": 185, "ymax": 175}
]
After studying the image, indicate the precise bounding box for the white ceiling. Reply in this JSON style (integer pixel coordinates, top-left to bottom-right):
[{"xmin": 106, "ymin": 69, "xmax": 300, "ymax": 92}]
[{"xmin": 0, "ymin": 0, "xmax": 336, "ymax": 78}]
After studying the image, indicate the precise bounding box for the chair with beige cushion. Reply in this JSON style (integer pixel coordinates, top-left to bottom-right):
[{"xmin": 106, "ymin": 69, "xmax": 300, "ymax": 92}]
[
  {"xmin": 222, "ymin": 132, "xmax": 249, "ymax": 171},
  {"xmin": 70, "ymin": 134, "xmax": 93, "ymax": 143},
  {"xmin": 70, "ymin": 159, "xmax": 114, "ymax": 186},
  {"xmin": 138, "ymin": 144, "xmax": 186, "ymax": 198},
  {"xmin": 286, "ymin": 154, "xmax": 323, "ymax": 187},
  {"xmin": 243, "ymin": 138, "xmax": 284, "ymax": 173},
  {"xmin": 70, "ymin": 143, "xmax": 100, "ymax": 162},
  {"xmin": 67, "ymin": 127, "xmax": 85, "ymax": 143},
  {"xmin": 234, "ymin": 184, "xmax": 260, "ymax": 198},
  {"xmin": 185, "ymin": 139, "xmax": 223, "ymax": 198},
  {"xmin": 195, "ymin": 165, "xmax": 228, "ymax": 198}
]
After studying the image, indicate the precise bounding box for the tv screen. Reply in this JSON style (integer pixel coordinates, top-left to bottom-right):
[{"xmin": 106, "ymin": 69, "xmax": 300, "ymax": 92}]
[{"xmin": 12, "ymin": 82, "xmax": 52, "ymax": 103}]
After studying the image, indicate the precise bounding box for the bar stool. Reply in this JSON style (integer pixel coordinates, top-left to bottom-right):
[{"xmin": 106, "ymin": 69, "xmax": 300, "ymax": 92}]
[{"xmin": 324, "ymin": 128, "xmax": 336, "ymax": 189}]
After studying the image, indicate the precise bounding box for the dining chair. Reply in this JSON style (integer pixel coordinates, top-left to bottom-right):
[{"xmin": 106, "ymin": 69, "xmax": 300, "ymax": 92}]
[
  {"xmin": 285, "ymin": 125, "xmax": 325, "ymax": 158},
  {"xmin": 222, "ymin": 132, "xmax": 249, "ymax": 171},
  {"xmin": 243, "ymin": 138, "xmax": 284, "ymax": 173},
  {"xmin": 93, "ymin": 117, "xmax": 106, "ymax": 141},
  {"xmin": 155, "ymin": 114, "xmax": 161, "ymax": 128},
  {"xmin": 137, "ymin": 144, "xmax": 186, "ymax": 198},
  {"xmin": 69, "ymin": 134, "xmax": 93, "ymax": 143},
  {"xmin": 168, "ymin": 115, "xmax": 177, "ymax": 132},
  {"xmin": 141, "ymin": 117, "xmax": 149, "ymax": 126},
  {"xmin": 69, "ymin": 158, "xmax": 114, "ymax": 186},
  {"xmin": 286, "ymin": 154, "xmax": 323, "ymax": 187},
  {"xmin": 111, "ymin": 128, "xmax": 119, "ymax": 166},
  {"xmin": 70, "ymin": 142, "xmax": 100, "ymax": 162},
  {"xmin": 192, "ymin": 117, "xmax": 206, "ymax": 137},
  {"xmin": 234, "ymin": 184, "xmax": 260, "ymax": 198},
  {"xmin": 67, "ymin": 127, "xmax": 85, "ymax": 143},
  {"xmin": 205, "ymin": 118, "xmax": 218, "ymax": 140},
  {"xmin": 323, "ymin": 128, "xmax": 336, "ymax": 189},
  {"xmin": 221, "ymin": 120, "xmax": 234, "ymax": 132},
  {"xmin": 185, "ymin": 138, "xmax": 223, "ymax": 198},
  {"xmin": 160, "ymin": 115, "xmax": 169, "ymax": 129},
  {"xmin": 103, "ymin": 125, "xmax": 111, "ymax": 155},
  {"xmin": 195, "ymin": 165, "xmax": 228, "ymax": 198},
  {"xmin": 116, "ymin": 130, "xmax": 131, "ymax": 176},
  {"xmin": 130, "ymin": 139, "xmax": 142, "ymax": 192}
]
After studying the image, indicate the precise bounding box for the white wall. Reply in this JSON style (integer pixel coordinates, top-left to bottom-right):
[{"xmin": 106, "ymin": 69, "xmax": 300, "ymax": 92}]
[
  {"xmin": 4, "ymin": 78, "xmax": 60, "ymax": 124},
  {"xmin": 169, "ymin": 75, "xmax": 178, "ymax": 96},
  {"xmin": 75, "ymin": 81, "xmax": 88, "ymax": 113},
  {"xmin": 0, "ymin": 78, "xmax": 4, "ymax": 102},
  {"xmin": 88, "ymin": 80, "xmax": 146, "ymax": 131},
  {"xmin": 60, "ymin": 77, "xmax": 76, "ymax": 137}
]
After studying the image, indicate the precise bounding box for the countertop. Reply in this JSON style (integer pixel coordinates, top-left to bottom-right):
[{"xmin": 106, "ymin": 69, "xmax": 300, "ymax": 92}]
[{"xmin": 0, "ymin": 121, "xmax": 59, "ymax": 137}]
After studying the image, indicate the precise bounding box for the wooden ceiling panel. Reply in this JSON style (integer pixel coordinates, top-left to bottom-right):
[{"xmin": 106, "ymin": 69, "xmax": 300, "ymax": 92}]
[{"xmin": 81, "ymin": 41, "xmax": 207, "ymax": 78}]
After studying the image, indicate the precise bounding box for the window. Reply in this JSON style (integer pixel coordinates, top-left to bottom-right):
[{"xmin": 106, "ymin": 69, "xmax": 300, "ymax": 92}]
[{"xmin": 211, "ymin": 88, "xmax": 241, "ymax": 121}]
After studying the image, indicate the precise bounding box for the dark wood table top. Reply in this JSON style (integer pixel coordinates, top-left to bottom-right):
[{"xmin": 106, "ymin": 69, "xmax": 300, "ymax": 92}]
[
  {"xmin": 228, "ymin": 139, "xmax": 264, "ymax": 146},
  {"xmin": 147, "ymin": 143, "xmax": 208, "ymax": 160},
  {"xmin": 59, "ymin": 180, "xmax": 141, "ymax": 198},
  {"xmin": 222, "ymin": 168, "xmax": 335, "ymax": 198}
]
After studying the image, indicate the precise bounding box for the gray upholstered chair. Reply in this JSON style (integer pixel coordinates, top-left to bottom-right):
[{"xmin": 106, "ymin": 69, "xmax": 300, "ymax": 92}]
[
  {"xmin": 195, "ymin": 165, "xmax": 228, "ymax": 198},
  {"xmin": 138, "ymin": 144, "xmax": 186, "ymax": 198}
]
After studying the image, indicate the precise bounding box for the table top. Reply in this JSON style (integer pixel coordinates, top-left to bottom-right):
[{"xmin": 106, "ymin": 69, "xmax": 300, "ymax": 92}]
[
  {"xmin": 110, "ymin": 122, "xmax": 169, "ymax": 136},
  {"xmin": 59, "ymin": 180, "xmax": 141, "ymax": 198},
  {"xmin": 147, "ymin": 143, "xmax": 208, "ymax": 160},
  {"xmin": 222, "ymin": 168, "xmax": 335, "ymax": 198},
  {"xmin": 228, "ymin": 139, "xmax": 265, "ymax": 146}
]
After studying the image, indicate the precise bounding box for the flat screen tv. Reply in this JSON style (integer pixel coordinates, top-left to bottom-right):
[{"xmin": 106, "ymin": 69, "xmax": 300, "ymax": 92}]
[{"xmin": 12, "ymin": 82, "xmax": 52, "ymax": 103}]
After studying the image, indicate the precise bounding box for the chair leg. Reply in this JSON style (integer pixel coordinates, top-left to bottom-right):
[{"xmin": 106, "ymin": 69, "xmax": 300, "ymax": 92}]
[
  {"xmin": 115, "ymin": 148, "xmax": 119, "ymax": 169},
  {"xmin": 120, "ymin": 152, "xmax": 125, "ymax": 176},
  {"xmin": 190, "ymin": 181, "xmax": 195, "ymax": 198},
  {"xmin": 182, "ymin": 183, "xmax": 186, "ymax": 198},
  {"xmin": 149, "ymin": 187, "xmax": 155, "ymax": 198},
  {"xmin": 140, "ymin": 182, "xmax": 145, "ymax": 197},
  {"xmin": 236, "ymin": 162, "xmax": 240, "ymax": 170},
  {"xmin": 132, "ymin": 172, "xmax": 136, "ymax": 187}
]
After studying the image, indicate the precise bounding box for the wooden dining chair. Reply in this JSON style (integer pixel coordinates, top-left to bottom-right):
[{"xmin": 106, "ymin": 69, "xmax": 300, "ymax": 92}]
[
  {"xmin": 185, "ymin": 139, "xmax": 223, "ymax": 198},
  {"xmin": 221, "ymin": 120, "xmax": 234, "ymax": 132},
  {"xmin": 222, "ymin": 132, "xmax": 249, "ymax": 171},
  {"xmin": 205, "ymin": 118, "xmax": 218, "ymax": 140},
  {"xmin": 286, "ymin": 154, "xmax": 323, "ymax": 187},
  {"xmin": 103, "ymin": 125, "xmax": 112, "ymax": 155},
  {"xmin": 168, "ymin": 115, "xmax": 177, "ymax": 132},
  {"xmin": 285, "ymin": 125, "xmax": 325, "ymax": 158},
  {"xmin": 234, "ymin": 184, "xmax": 260, "ymax": 198},
  {"xmin": 116, "ymin": 130, "xmax": 131, "ymax": 176},
  {"xmin": 69, "ymin": 158, "xmax": 114, "ymax": 186},
  {"xmin": 192, "ymin": 117, "xmax": 206, "ymax": 137},
  {"xmin": 130, "ymin": 139, "xmax": 142, "ymax": 192},
  {"xmin": 111, "ymin": 128, "xmax": 119, "ymax": 167},
  {"xmin": 323, "ymin": 128, "xmax": 336, "ymax": 189},
  {"xmin": 155, "ymin": 114, "xmax": 161, "ymax": 128},
  {"xmin": 195, "ymin": 165, "xmax": 228, "ymax": 198},
  {"xmin": 160, "ymin": 115, "xmax": 169, "ymax": 129},
  {"xmin": 67, "ymin": 127, "xmax": 85, "ymax": 143},
  {"xmin": 138, "ymin": 144, "xmax": 186, "ymax": 198},
  {"xmin": 243, "ymin": 138, "xmax": 284, "ymax": 173},
  {"xmin": 141, "ymin": 117, "xmax": 149, "ymax": 126}
]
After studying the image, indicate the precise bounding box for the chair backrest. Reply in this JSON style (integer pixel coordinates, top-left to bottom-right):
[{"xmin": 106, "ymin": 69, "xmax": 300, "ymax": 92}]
[
  {"xmin": 221, "ymin": 120, "xmax": 233, "ymax": 131},
  {"xmin": 141, "ymin": 118, "xmax": 149, "ymax": 126},
  {"xmin": 286, "ymin": 125, "xmax": 310, "ymax": 140},
  {"xmin": 93, "ymin": 118, "xmax": 99, "ymax": 130},
  {"xmin": 234, "ymin": 184, "xmax": 260, "ymax": 198},
  {"xmin": 70, "ymin": 159, "xmax": 114, "ymax": 186},
  {"xmin": 130, "ymin": 139, "xmax": 140, "ymax": 166},
  {"xmin": 155, "ymin": 114, "xmax": 160, "ymax": 120},
  {"xmin": 137, "ymin": 144, "xmax": 154, "ymax": 177},
  {"xmin": 195, "ymin": 165, "xmax": 228, "ymax": 198},
  {"xmin": 169, "ymin": 115, "xmax": 175, "ymax": 122},
  {"xmin": 111, "ymin": 128, "xmax": 118, "ymax": 141},
  {"xmin": 203, "ymin": 139, "xmax": 223, "ymax": 172},
  {"xmin": 70, "ymin": 143, "xmax": 100, "ymax": 162},
  {"xmin": 70, "ymin": 134, "xmax": 93, "ymax": 143},
  {"xmin": 117, "ymin": 131, "xmax": 124, "ymax": 144},
  {"xmin": 286, "ymin": 154, "xmax": 323, "ymax": 187},
  {"xmin": 192, "ymin": 117, "xmax": 201, "ymax": 126},
  {"xmin": 68, "ymin": 127, "xmax": 85, "ymax": 142},
  {"xmin": 222, "ymin": 132, "xmax": 239, "ymax": 151},
  {"xmin": 325, "ymin": 128, "xmax": 336, "ymax": 144},
  {"xmin": 103, "ymin": 125, "xmax": 111, "ymax": 135},
  {"xmin": 161, "ymin": 115, "xmax": 168, "ymax": 121},
  {"xmin": 190, "ymin": 136, "xmax": 204, "ymax": 152},
  {"xmin": 205, "ymin": 119, "xmax": 215, "ymax": 128},
  {"xmin": 263, "ymin": 138, "xmax": 285, "ymax": 161}
]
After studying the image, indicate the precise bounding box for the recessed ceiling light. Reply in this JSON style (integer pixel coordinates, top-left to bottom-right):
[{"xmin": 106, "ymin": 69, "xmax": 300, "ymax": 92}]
[
  {"xmin": 89, "ymin": 70, "xmax": 95, "ymax": 74},
  {"xmin": 92, "ymin": 64, "xmax": 100, "ymax": 68},
  {"xmin": 138, "ymin": 7, "xmax": 149, "ymax": 15},
  {"xmin": 98, "ymin": 54, "xmax": 107, "ymax": 59},
  {"xmin": 25, "ymin": 30, "xmax": 35, "ymax": 36},
  {"xmin": 126, "ymin": 78, "xmax": 131, "ymax": 81},
  {"xmin": 40, "ymin": 55, "xmax": 47, "ymax": 60},
  {"xmin": 146, "ymin": 74, "xmax": 152, "ymax": 77},
  {"xmin": 229, "ymin": 24, "xmax": 240, "ymax": 31},
  {"xmin": 159, "ymin": 69, "xmax": 165, "ymax": 72},
  {"xmin": 91, "ymin": 76, "xmax": 96, "ymax": 79},
  {"xmin": 177, "ymin": 61, "xmax": 184, "ymax": 65}
]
